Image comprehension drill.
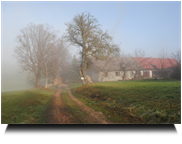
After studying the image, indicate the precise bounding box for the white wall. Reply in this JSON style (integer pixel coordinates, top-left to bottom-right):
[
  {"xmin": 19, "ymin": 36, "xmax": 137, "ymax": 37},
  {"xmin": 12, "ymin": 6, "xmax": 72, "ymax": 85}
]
[
  {"xmin": 98, "ymin": 71, "xmax": 134, "ymax": 82},
  {"xmin": 149, "ymin": 70, "xmax": 152, "ymax": 78},
  {"xmin": 141, "ymin": 71, "xmax": 143, "ymax": 75}
]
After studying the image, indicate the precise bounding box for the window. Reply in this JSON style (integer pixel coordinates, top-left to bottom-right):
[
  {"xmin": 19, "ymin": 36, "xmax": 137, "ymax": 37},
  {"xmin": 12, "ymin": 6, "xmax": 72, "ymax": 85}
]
[
  {"xmin": 105, "ymin": 72, "xmax": 108, "ymax": 77},
  {"xmin": 115, "ymin": 72, "xmax": 120, "ymax": 76}
]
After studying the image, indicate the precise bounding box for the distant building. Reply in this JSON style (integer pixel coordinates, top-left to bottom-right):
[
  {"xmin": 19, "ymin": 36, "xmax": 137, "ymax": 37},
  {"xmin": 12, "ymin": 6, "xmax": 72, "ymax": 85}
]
[
  {"xmin": 86, "ymin": 56, "xmax": 178, "ymax": 82},
  {"xmin": 133, "ymin": 57, "xmax": 178, "ymax": 78},
  {"xmin": 86, "ymin": 56, "xmax": 141, "ymax": 82}
]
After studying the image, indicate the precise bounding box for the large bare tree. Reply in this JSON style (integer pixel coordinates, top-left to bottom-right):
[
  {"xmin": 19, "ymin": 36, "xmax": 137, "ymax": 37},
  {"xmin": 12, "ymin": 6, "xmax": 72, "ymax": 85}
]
[
  {"xmin": 64, "ymin": 12, "xmax": 120, "ymax": 85},
  {"xmin": 14, "ymin": 23, "xmax": 58, "ymax": 88}
]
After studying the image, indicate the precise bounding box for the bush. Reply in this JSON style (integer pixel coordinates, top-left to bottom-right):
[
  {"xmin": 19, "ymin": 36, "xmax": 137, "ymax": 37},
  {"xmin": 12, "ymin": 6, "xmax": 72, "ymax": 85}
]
[{"xmin": 170, "ymin": 64, "xmax": 181, "ymax": 80}]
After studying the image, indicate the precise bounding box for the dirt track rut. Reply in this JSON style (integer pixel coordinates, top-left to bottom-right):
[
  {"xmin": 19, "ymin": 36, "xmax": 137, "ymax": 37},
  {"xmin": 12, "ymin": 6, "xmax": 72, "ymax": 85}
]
[{"xmin": 47, "ymin": 84, "xmax": 108, "ymax": 124}]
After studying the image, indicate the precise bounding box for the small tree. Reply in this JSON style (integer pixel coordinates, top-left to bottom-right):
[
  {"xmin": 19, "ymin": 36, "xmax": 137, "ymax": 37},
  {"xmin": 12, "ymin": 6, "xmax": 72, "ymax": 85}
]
[
  {"xmin": 42, "ymin": 42, "xmax": 61, "ymax": 88},
  {"xmin": 158, "ymin": 49, "xmax": 168, "ymax": 77},
  {"xmin": 58, "ymin": 40, "xmax": 71, "ymax": 83},
  {"xmin": 119, "ymin": 53, "xmax": 132, "ymax": 80},
  {"xmin": 171, "ymin": 49, "xmax": 181, "ymax": 64},
  {"xmin": 68, "ymin": 55, "xmax": 80, "ymax": 83},
  {"xmin": 132, "ymin": 48, "xmax": 148, "ymax": 78},
  {"xmin": 169, "ymin": 49, "xmax": 181, "ymax": 80}
]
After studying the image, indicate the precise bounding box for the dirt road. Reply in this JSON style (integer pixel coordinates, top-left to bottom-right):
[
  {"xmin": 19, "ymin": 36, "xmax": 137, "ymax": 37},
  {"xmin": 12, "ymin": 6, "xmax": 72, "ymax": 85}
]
[{"xmin": 46, "ymin": 84, "xmax": 108, "ymax": 124}]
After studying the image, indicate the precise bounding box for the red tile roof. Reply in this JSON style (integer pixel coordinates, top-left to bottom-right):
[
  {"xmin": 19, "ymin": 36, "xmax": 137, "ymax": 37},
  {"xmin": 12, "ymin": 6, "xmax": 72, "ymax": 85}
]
[{"xmin": 132, "ymin": 57, "xmax": 178, "ymax": 69}]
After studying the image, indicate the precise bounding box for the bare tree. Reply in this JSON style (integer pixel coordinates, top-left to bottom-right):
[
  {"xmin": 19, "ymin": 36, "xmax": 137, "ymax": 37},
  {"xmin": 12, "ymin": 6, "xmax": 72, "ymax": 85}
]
[
  {"xmin": 42, "ymin": 42, "xmax": 61, "ymax": 88},
  {"xmin": 64, "ymin": 12, "xmax": 120, "ymax": 85},
  {"xmin": 68, "ymin": 55, "xmax": 80, "ymax": 83},
  {"xmin": 132, "ymin": 48, "xmax": 148, "ymax": 78},
  {"xmin": 169, "ymin": 49, "xmax": 181, "ymax": 80},
  {"xmin": 57, "ymin": 40, "xmax": 71, "ymax": 83},
  {"xmin": 158, "ymin": 49, "xmax": 168, "ymax": 77},
  {"xmin": 43, "ymin": 39, "xmax": 71, "ymax": 85},
  {"xmin": 14, "ymin": 23, "xmax": 58, "ymax": 88},
  {"xmin": 27, "ymin": 72, "xmax": 36, "ymax": 86},
  {"xmin": 171, "ymin": 49, "xmax": 181, "ymax": 65},
  {"xmin": 119, "ymin": 52, "xmax": 132, "ymax": 80}
]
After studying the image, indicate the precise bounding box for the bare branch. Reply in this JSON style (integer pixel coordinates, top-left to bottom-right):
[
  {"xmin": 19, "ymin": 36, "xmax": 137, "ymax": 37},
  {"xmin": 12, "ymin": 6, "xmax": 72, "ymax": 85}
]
[
  {"xmin": 14, "ymin": 23, "xmax": 58, "ymax": 87},
  {"xmin": 64, "ymin": 12, "xmax": 120, "ymax": 85}
]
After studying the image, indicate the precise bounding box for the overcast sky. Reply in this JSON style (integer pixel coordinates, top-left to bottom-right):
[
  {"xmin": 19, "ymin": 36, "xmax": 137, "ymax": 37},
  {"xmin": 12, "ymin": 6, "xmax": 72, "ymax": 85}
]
[{"xmin": 1, "ymin": 1, "xmax": 181, "ymax": 91}]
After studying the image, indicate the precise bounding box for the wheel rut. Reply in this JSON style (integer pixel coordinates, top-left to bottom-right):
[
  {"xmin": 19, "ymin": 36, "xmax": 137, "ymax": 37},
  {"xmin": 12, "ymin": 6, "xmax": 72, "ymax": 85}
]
[{"xmin": 47, "ymin": 84, "xmax": 109, "ymax": 124}]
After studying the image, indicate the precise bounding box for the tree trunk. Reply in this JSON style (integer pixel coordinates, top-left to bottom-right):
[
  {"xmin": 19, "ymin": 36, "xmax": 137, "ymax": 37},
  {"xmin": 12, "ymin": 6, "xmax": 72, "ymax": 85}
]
[
  {"xmin": 123, "ymin": 71, "xmax": 125, "ymax": 81},
  {"xmin": 45, "ymin": 73, "xmax": 48, "ymax": 88},
  {"xmin": 80, "ymin": 44, "xmax": 88, "ymax": 85},
  {"xmin": 35, "ymin": 71, "xmax": 41, "ymax": 87},
  {"xmin": 79, "ymin": 65, "xmax": 87, "ymax": 85},
  {"xmin": 79, "ymin": 67, "xmax": 83, "ymax": 84},
  {"xmin": 83, "ymin": 64, "xmax": 88, "ymax": 85},
  {"xmin": 101, "ymin": 73, "xmax": 104, "ymax": 82}
]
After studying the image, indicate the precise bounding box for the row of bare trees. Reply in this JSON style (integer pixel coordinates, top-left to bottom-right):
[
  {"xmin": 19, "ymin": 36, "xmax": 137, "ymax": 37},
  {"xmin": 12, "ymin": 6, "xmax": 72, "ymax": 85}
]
[
  {"xmin": 14, "ymin": 23, "xmax": 70, "ymax": 88},
  {"xmin": 14, "ymin": 12, "xmax": 120, "ymax": 87}
]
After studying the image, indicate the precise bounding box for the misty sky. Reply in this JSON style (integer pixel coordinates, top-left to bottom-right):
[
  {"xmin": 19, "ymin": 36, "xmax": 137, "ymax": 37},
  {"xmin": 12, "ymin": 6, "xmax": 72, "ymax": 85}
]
[{"xmin": 1, "ymin": 1, "xmax": 181, "ymax": 91}]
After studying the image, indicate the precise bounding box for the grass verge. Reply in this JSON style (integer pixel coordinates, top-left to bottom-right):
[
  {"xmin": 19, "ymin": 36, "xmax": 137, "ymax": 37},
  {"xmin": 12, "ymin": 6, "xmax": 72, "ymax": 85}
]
[
  {"xmin": 1, "ymin": 87, "xmax": 57, "ymax": 124},
  {"xmin": 69, "ymin": 80, "xmax": 181, "ymax": 124}
]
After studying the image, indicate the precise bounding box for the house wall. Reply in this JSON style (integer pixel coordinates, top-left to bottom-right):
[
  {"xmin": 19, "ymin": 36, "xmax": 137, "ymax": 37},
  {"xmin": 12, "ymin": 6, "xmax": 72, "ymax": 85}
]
[
  {"xmin": 87, "ymin": 69, "xmax": 153, "ymax": 82},
  {"xmin": 87, "ymin": 67, "xmax": 137, "ymax": 82},
  {"xmin": 99, "ymin": 71, "xmax": 134, "ymax": 82}
]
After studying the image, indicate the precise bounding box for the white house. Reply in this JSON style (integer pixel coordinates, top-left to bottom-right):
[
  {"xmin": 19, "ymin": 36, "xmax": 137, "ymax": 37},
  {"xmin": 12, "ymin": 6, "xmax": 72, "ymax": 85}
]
[{"xmin": 86, "ymin": 56, "xmax": 143, "ymax": 82}]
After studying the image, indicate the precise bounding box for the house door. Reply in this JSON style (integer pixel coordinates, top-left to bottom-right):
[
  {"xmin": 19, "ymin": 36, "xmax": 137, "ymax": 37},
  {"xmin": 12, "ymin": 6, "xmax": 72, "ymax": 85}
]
[{"xmin": 143, "ymin": 71, "xmax": 149, "ymax": 77}]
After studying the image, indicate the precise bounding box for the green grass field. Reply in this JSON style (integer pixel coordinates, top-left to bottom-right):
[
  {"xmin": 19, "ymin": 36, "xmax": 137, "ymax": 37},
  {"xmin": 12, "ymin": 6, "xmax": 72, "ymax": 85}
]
[
  {"xmin": 1, "ymin": 87, "xmax": 57, "ymax": 124},
  {"xmin": 1, "ymin": 80, "xmax": 181, "ymax": 124},
  {"xmin": 69, "ymin": 79, "xmax": 181, "ymax": 124}
]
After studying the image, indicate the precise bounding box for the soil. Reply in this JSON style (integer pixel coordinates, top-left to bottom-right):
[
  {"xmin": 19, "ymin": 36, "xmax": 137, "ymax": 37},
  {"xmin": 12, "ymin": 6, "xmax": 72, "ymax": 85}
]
[{"xmin": 46, "ymin": 84, "xmax": 108, "ymax": 124}]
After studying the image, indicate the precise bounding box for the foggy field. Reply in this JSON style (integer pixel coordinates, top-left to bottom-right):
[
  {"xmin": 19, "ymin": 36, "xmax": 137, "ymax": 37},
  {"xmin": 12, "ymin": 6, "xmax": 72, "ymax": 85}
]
[
  {"xmin": 70, "ymin": 79, "xmax": 181, "ymax": 124},
  {"xmin": 1, "ymin": 81, "xmax": 32, "ymax": 92},
  {"xmin": 1, "ymin": 65, "xmax": 48, "ymax": 92},
  {"xmin": 1, "ymin": 87, "xmax": 57, "ymax": 124}
]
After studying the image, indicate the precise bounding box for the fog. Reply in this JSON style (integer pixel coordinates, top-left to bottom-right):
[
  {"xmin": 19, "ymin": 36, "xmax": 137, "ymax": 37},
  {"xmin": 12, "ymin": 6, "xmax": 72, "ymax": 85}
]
[
  {"xmin": 1, "ymin": 62, "xmax": 31, "ymax": 92},
  {"xmin": 1, "ymin": 1, "xmax": 180, "ymax": 92}
]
